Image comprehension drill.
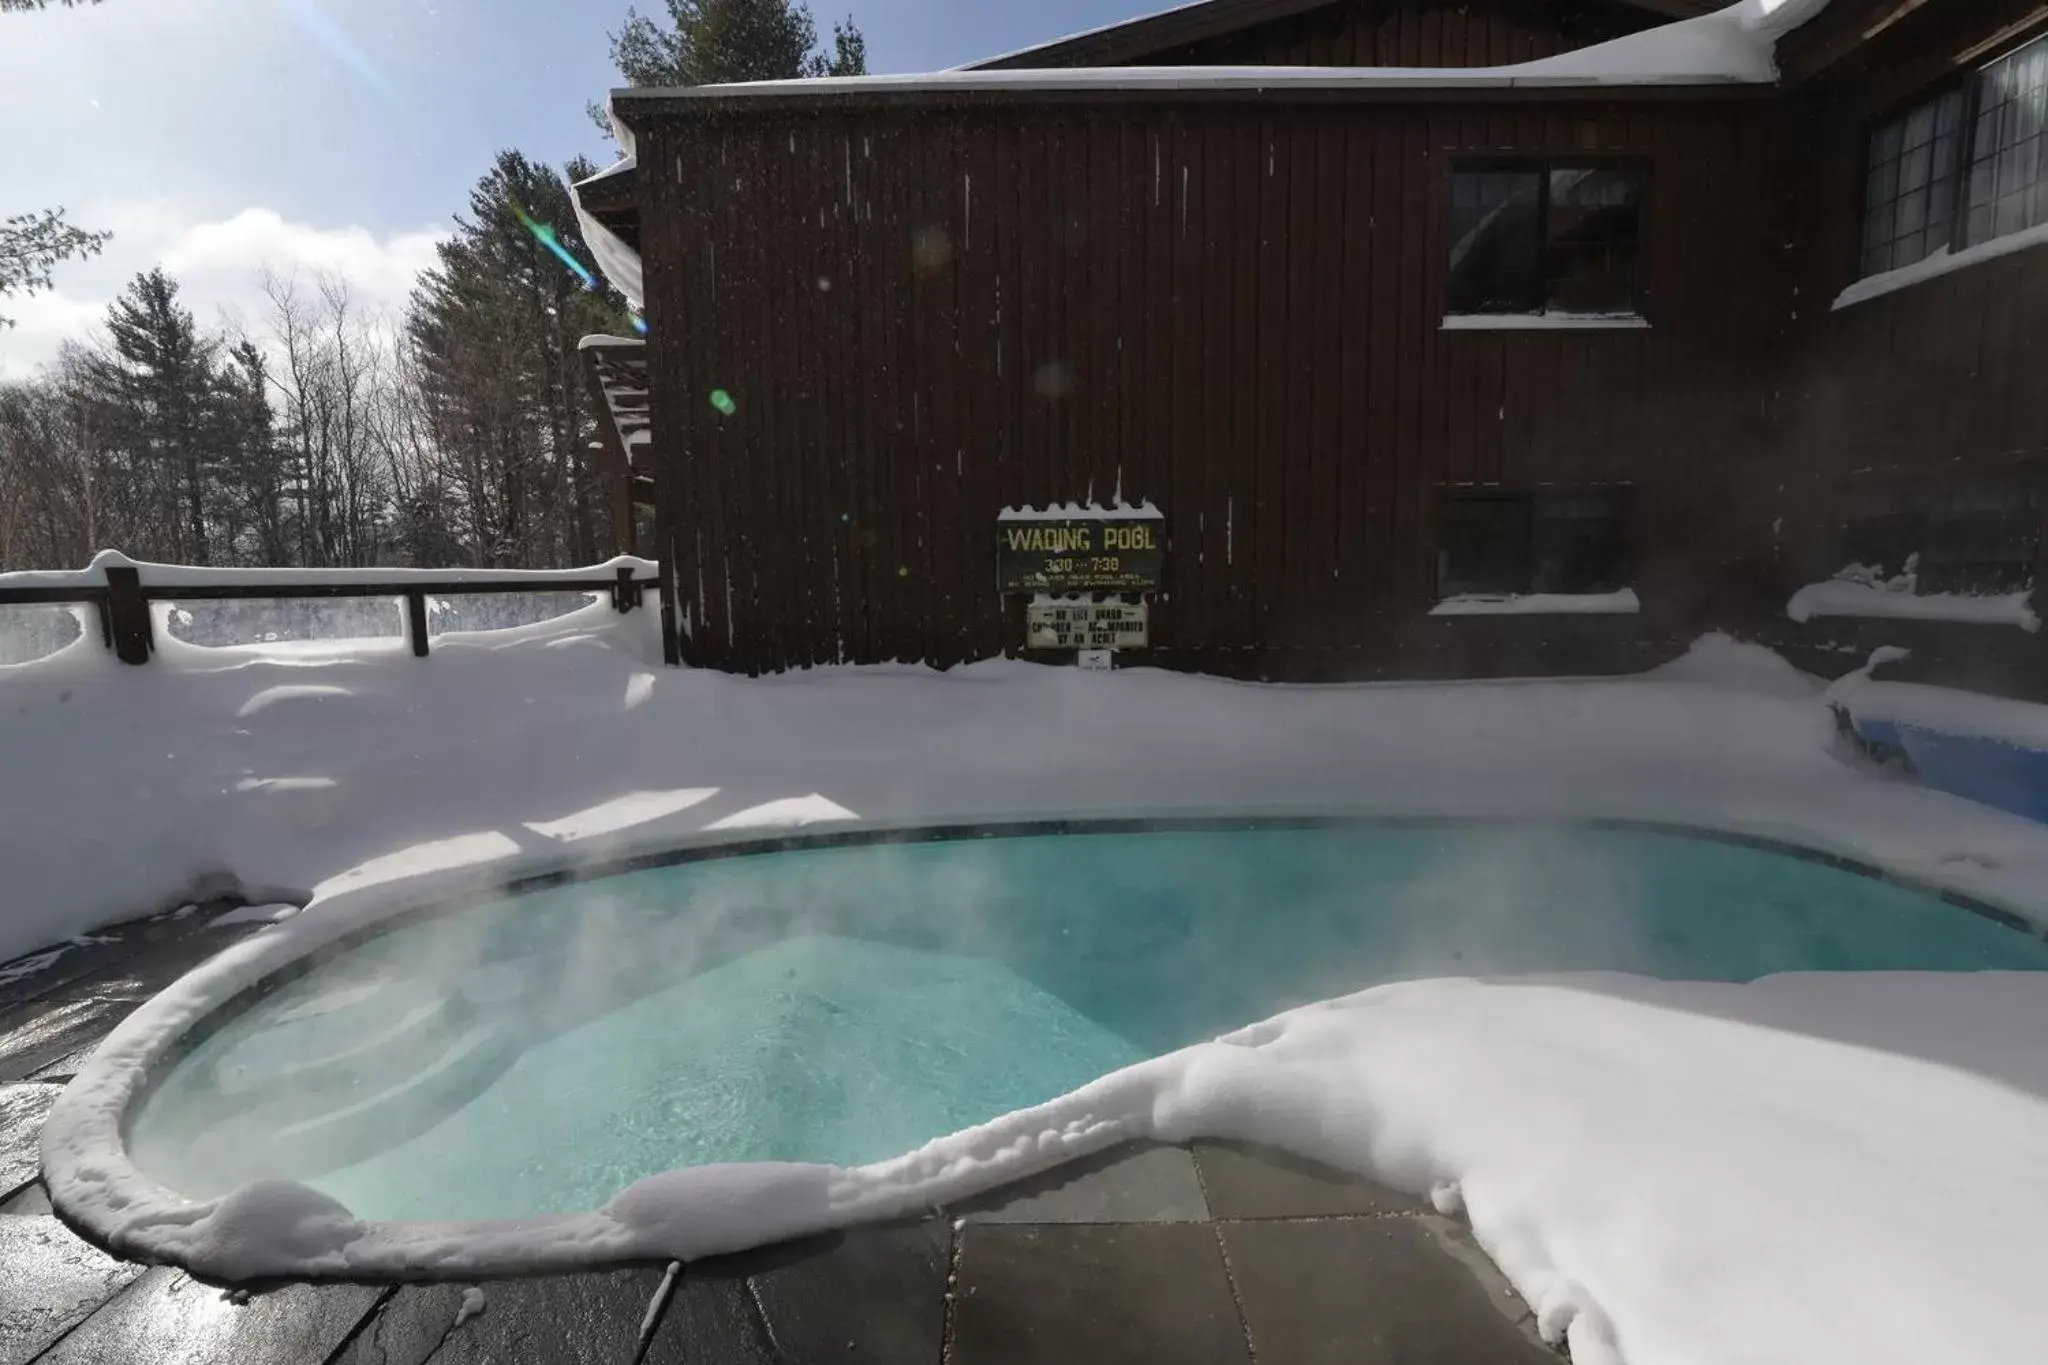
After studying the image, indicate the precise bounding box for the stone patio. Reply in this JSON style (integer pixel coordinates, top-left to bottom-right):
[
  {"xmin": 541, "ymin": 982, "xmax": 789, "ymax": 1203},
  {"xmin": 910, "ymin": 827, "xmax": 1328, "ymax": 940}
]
[{"xmin": 0, "ymin": 909, "xmax": 1559, "ymax": 1364}]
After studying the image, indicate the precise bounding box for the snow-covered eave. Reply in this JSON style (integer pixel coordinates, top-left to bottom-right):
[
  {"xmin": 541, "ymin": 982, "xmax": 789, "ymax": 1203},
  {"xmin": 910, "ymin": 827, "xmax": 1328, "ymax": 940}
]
[
  {"xmin": 578, "ymin": 333, "xmax": 646, "ymax": 352},
  {"xmin": 611, "ymin": 66, "xmax": 1765, "ymax": 114},
  {"xmin": 610, "ymin": 0, "xmax": 1833, "ymax": 119}
]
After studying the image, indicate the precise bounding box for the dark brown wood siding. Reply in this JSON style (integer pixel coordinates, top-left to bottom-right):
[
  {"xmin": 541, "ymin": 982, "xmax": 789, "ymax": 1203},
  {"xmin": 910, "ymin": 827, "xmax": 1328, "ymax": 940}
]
[
  {"xmin": 1769, "ymin": 0, "xmax": 2048, "ymax": 645},
  {"xmin": 640, "ymin": 94, "xmax": 1780, "ymax": 678},
  {"xmin": 1138, "ymin": 0, "xmax": 1657, "ymax": 68}
]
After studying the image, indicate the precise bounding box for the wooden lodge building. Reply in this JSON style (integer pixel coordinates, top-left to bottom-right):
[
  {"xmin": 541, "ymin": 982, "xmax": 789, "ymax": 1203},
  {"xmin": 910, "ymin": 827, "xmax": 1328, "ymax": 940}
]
[{"xmin": 576, "ymin": 0, "xmax": 2048, "ymax": 692}]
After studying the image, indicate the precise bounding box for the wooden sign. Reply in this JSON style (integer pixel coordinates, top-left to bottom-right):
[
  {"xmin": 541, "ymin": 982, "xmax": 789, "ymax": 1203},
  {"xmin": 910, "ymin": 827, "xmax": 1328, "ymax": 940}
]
[
  {"xmin": 1027, "ymin": 599, "xmax": 1149, "ymax": 650},
  {"xmin": 997, "ymin": 510, "xmax": 1164, "ymax": 592}
]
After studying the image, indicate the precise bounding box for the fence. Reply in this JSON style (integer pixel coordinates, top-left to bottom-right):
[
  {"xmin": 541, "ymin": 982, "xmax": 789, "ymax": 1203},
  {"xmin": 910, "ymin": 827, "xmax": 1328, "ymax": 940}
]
[{"xmin": 0, "ymin": 554, "xmax": 662, "ymax": 665}]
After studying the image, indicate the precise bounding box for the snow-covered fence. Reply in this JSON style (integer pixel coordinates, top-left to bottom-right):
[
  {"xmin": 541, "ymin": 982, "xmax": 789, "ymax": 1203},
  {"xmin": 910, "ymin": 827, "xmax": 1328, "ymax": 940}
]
[{"xmin": 0, "ymin": 551, "xmax": 661, "ymax": 665}]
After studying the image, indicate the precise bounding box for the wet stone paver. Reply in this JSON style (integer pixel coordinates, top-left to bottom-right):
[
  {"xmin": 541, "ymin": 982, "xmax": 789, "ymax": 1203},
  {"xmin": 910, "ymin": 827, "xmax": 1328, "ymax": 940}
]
[
  {"xmin": 0, "ymin": 914, "xmax": 1565, "ymax": 1363},
  {"xmin": 0, "ymin": 1217, "xmax": 146, "ymax": 1365},
  {"xmin": 1, "ymin": 1085, "xmax": 61, "ymax": 1201},
  {"xmin": 950, "ymin": 1221, "xmax": 1251, "ymax": 1365},
  {"xmin": 33, "ymin": 1268, "xmax": 386, "ymax": 1365}
]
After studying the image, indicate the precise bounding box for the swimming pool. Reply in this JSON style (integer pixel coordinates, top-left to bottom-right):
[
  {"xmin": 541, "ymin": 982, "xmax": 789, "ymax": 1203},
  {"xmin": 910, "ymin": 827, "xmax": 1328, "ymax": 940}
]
[{"xmin": 122, "ymin": 819, "xmax": 2048, "ymax": 1225}]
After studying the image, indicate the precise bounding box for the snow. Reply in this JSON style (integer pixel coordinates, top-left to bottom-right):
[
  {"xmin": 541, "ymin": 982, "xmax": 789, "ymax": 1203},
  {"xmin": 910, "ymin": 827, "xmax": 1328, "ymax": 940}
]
[
  {"xmin": 578, "ymin": 334, "xmax": 644, "ymax": 352},
  {"xmin": 1833, "ymin": 220, "xmax": 2048, "ymax": 311},
  {"xmin": 0, "ymin": 549, "xmax": 657, "ymax": 595},
  {"xmin": 205, "ymin": 903, "xmax": 303, "ymax": 928},
  {"xmin": 1440, "ymin": 312, "xmax": 1650, "ymax": 331},
  {"xmin": 618, "ymin": 0, "xmax": 1833, "ymax": 112},
  {"xmin": 1787, "ymin": 563, "xmax": 2039, "ymax": 632},
  {"xmin": 571, "ymin": 159, "xmax": 645, "ymax": 312},
  {"xmin": 13, "ymin": 602, "xmax": 2048, "ymax": 1360},
  {"xmin": 1430, "ymin": 588, "xmax": 1641, "ymax": 616},
  {"xmin": 1829, "ymin": 675, "xmax": 2048, "ymax": 754},
  {"xmin": 453, "ymin": 1286, "xmax": 488, "ymax": 1328},
  {"xmin": 996, "ymin": 500, "xmax": 1163, "ymax": 521}
]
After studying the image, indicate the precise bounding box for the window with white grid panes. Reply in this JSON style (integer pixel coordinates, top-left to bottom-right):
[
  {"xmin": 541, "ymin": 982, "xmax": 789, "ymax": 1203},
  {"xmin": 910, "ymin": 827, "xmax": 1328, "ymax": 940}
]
[
  {"xmin": 1862, "ymin": 89, "xmax": 1963, "ymax": 277},
  {"xmin": 1858, "ymin": 32, "xmax": 2048, "ymax": 280},
  {"xmin": 1963, "ymin": 35, "xmax": 2048, "ymax": 247}
]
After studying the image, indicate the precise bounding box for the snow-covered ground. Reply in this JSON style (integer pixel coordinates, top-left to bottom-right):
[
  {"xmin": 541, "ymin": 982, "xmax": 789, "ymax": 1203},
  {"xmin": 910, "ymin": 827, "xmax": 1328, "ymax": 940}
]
[
  {"xmin": 5, "ymin": 598, "xmax": 2044, "ymax": 963},
  {"xmin": 11, "ymin": 596, "xmax": 2048, "ymax": 1365}
]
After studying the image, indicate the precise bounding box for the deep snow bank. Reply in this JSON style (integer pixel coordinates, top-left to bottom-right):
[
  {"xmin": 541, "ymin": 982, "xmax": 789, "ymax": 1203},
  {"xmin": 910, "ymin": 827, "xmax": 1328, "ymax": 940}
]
[{"xmin": 4, "ymin": 621, "xmax": 2047, "ymax": 966}]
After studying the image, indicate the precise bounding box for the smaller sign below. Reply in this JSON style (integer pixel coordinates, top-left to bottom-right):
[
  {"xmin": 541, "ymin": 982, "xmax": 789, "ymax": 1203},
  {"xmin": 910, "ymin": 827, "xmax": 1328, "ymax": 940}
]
[
  {"xmin": 1027, "ymin": 598, "xmax": 1149, "ymax": 651},
  {"xmin": 1077, "ymin": 649, "xmax": 1114, "ymax": 672}
]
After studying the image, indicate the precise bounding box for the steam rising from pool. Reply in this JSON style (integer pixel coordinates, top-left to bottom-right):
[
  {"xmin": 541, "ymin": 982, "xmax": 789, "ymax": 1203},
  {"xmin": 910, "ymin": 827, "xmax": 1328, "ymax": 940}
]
[{"xmin": 125, "ymin": 823, "xmax": 2048, "ymax": 1222}]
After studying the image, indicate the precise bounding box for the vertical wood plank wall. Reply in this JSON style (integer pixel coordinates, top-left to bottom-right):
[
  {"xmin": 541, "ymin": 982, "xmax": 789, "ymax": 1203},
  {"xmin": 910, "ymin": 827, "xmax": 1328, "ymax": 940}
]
[
  {"xmin": 642, "ymin": 94, "xmax": 1781, "ymax": 677},
  {"xmin": 1761, "ymin": 0, "xmax": 2048, "ymax": 692}
]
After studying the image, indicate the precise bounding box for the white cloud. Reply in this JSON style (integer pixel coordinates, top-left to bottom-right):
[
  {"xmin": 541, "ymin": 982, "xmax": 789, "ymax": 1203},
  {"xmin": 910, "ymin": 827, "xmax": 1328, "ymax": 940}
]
[{"xmin": 0, "ymin": 202, "xmax": 448, "ymax": 381}]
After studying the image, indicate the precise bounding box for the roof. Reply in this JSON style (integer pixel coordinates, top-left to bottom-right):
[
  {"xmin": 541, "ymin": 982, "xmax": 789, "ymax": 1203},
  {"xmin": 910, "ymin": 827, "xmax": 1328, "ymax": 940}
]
[
  {"xmin": 609, "ymin": 0, "xmax": 1833, "ymax": 124},
  {"xmin": 962, "ymin": 0, "xmax": 1725, "ymax": 71}
]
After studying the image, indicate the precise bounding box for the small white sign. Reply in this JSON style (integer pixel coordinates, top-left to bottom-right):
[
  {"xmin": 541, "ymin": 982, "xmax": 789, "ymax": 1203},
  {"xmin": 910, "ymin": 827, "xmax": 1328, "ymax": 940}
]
[
  {"xmin": 1027, "ymin": 598, "xmax": 1148, "ymax": 651},
  {"xmin": 1077, "ymin": 649, "xmax": 1114, "ymax": 672}
]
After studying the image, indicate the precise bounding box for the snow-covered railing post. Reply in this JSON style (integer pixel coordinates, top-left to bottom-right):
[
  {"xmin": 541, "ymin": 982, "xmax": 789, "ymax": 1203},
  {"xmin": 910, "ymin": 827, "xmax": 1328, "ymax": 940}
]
[
  {"xmin": 101, "ymin": 565, "xmax": 153, "ymax": 666},
  {"xmin": 404, "ymin": 591, "xmax": 432, "ymax": 659},
  {"xmin": 610, "ymin": 564, "xmax": 642, "ymax": 613}
]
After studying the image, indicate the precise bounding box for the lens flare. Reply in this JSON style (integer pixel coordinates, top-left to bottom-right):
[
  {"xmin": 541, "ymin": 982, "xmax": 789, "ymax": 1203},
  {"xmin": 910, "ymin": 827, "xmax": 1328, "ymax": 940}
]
[
  {"xmin": 710, "ymin": 390, "xmax": 738, "ymax": 416},
  {"xmin": 510, "ymin": 203, "xmax": 599, "ymax": 292},
  {"xmin": 276, "ymin": 0, "xmax": 391, "ymax": 94}
]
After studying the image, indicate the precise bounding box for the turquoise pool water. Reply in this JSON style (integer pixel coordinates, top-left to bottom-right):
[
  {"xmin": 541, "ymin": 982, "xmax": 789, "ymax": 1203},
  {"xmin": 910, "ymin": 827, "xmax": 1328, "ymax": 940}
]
[{"xmin": 127, "ymin": 822, "xmax": 2048, "ymax": 1222}]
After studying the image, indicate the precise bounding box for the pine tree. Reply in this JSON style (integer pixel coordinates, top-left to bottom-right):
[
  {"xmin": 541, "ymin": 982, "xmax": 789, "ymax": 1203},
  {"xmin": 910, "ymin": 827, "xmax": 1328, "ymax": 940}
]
[
  {"xmin": 608, "ymin": 0, "xmax": 866, "ymax": 88},
  {"xmin": 408, "ymin": 152, "xmax": 634, "ymax": 566},
  {"xmin": 85, "ymin": 269, "xmax": 221, "ymax": 563}
]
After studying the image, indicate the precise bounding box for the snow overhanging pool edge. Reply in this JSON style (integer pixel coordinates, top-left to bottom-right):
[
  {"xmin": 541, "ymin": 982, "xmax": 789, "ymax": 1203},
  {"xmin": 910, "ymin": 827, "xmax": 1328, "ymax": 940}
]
[{"xmin": 39, "ymin": 809, "xmax": 2045, "ymax": 1282}]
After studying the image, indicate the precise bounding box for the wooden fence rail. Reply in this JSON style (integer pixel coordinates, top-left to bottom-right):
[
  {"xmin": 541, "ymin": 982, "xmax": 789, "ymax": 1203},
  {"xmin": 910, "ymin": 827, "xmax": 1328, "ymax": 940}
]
[{"xmin": 0, "ymin": 564, "xmax": 656, "ymax": 665}]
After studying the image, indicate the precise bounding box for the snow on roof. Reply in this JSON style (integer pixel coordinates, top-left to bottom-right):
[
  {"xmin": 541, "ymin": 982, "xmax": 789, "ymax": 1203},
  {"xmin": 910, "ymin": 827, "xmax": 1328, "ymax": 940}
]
[
  {"xmin": 955, "ymin": 0, "xmax": 1244, "ymax": 71},
  {"xmin": 613, "ymin": 0, "xmax": 1833, "ymax": 110},
  {"xmin": 959, "ymin": 0, "xmax": 1722, "ymax": 72},
  {"xmin": 571, "ymin": 161, "xmax": 645, "ymax": 312}
]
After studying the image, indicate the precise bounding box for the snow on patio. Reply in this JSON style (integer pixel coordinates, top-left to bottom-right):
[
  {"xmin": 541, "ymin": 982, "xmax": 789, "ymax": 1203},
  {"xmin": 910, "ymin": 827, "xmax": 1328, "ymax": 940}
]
[{"xmin": 10, "ymin": 595, "xmax": 2048, "ymax": 1364}]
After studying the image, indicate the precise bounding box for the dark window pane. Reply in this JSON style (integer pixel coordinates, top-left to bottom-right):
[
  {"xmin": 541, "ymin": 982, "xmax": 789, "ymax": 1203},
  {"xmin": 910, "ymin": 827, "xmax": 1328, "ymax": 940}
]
[
  {"xmin": 1904, "ymin": 102, "xmax": 1937, "ymax": 149},
  {"xmin": 1861, "ymin": 90, "xmax": 1966, "ymax": 274},
  {"xmin": 1530, "ymin": 488, "xmax": 1630, "ymax": 594},
  {"xmin": 1447, "ymin": 170, "xmax": 1544, "ymax": 314},
  {"xmin": 1545, "ymin": 167, "xmax": 1642, "ymax": 314},
  {"xmin": 1438, "ymin": 493, "xmax": 1531, "ymax": 597},
  {"xmin": 1900, "ymin": 141, "xmax": 1932, "ymax": 191},
  {"xmin": 1962, "ymin": 35, "xmax": 2048, "ymax": 247},
  {"xmin": 1836, "ymin": 479, "xmax": 2043, "ymax": 596}
]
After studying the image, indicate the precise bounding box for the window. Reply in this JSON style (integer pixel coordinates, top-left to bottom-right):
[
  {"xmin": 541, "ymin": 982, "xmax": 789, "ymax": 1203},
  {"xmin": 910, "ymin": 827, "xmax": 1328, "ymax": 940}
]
[
  {"xmin": 1964, "ymin": 36, "xmax": 2048, "ymax": 248},
  {"xmin": 1835, "ymin": 478, "xmax": 2044, "ymax": 594},
  {"xmin": 1437, "ymin": 486, "xmax": 1631, "ymax": 598},
  {"xmin": 1447, "ymin": 166, "xmax": 1644, "ymax": 318},
  {"xmin": 1859, "ymin": 33, "xmax": 2048, "ymax": 279}
]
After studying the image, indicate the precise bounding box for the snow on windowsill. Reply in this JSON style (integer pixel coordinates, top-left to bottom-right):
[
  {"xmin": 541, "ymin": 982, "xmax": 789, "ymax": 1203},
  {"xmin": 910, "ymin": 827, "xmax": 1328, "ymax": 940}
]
[
  {"xmin": 1440, "ymin": 313, "xmax": 1649, "ymax": 332},
  {"xmin": 1431, "ymin": 589, "xmax": 1641, "ymax": 617},
  {"xmin": 1787, "ymin": 580, "xmax": 2040, "ymax": 633},
  {"xmin": 1832, "ymin": 220, "xmax": 2048, "ymax": 311}
]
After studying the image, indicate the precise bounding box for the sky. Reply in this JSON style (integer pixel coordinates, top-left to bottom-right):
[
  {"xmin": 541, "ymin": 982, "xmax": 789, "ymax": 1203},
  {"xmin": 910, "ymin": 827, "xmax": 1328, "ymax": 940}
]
[{"xmin": 0, "ymin": 0, "xmax": 1161, "ymax": 379}]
